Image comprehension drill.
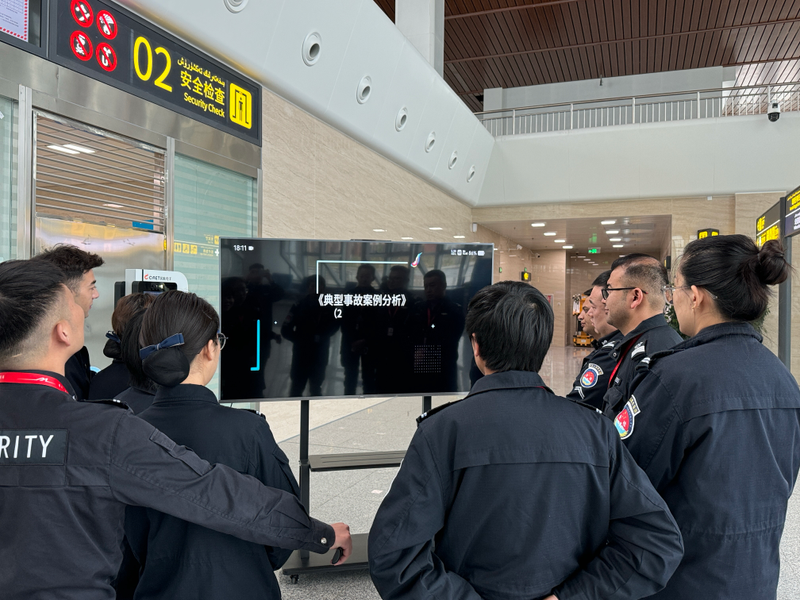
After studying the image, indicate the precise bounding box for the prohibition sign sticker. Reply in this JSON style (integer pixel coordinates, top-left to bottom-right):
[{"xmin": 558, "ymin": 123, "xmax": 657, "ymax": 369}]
[
  {"xmin": 70, "ymin": 30, "xmax": 93, "ymax": 61},
  {"xmin": 96, "ymin": 43, "xmax": 117, "ymax": 71},
  {"xmin": 96, "ymin": 10, "xmax": 117, "ymax": 40},
  {"xmin": 71, "ymin": 0, "xmax": 94, "ymax": 27}
]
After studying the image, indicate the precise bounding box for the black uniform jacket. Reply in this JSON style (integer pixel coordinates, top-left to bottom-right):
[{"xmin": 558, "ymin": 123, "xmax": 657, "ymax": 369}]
[
  {"xmin": 368, "ymin": 370, "xmax": 684, "ymax": 600},
  {"xmin": 88, "ymin": 360, "xmax": 131, "ymax": 400},
  {"xmin": 566, "ymin": 330, "xmax": 623, "ymax": 409},
  {"xmin": 116, "ymin": 385, "xmax": 156, "ymax": 415},
  {"xmin": 121, "ymin": 384, "xmax": 300, "ymax": 599},
  {"xmin": 0, "ymin": 371, "xmax": 333, "ymax": 600},
  {"xmin": 602, "ymin": 314, "xmax": 682, "ymax": 417},
  {"xmin": 617, "ymin": 322, "xmax": 800, "ymax": 600},
  {"xmin": 65, "ymin": 345, "xmax": 93, "ymax": 401}
]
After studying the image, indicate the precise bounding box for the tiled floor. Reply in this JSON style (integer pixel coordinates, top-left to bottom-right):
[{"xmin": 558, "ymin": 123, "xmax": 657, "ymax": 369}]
[{"xmin": 257, "ymin": 346, "xmax": 800, "ymax": 600}]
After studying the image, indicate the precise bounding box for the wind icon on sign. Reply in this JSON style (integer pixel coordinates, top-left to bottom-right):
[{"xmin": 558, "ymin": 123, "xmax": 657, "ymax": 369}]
[{"xmin": 410, "ymin": 252, "xmax": 422, "ymax": 268}]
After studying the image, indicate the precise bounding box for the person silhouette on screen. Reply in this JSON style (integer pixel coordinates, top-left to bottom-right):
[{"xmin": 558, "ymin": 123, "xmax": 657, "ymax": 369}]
[
  {"xmin": 341, "ymin": 264, "xmax": 377, "ymax": 395},
  {"xmin": 281, "ymin": 276, "xmax": 339, "ymax": 397},
  {"xmin": 372, "ymin": 265, "xmax": 415, "ymax": 394}
]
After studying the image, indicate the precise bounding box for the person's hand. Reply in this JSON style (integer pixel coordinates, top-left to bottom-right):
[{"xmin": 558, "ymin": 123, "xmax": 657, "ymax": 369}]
[{"xmin": 330, "ymin": 522, "xmax": 352, "ymax": 565}]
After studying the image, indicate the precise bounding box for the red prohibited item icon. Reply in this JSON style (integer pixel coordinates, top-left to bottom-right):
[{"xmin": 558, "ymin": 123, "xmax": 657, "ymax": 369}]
[
  {"xmin": 96, "ymin": 10, "xmax": 117, "ymax": 40},
  {"xmin": 71, "ymin": 0, "xmax": 94, "ymax": 27},
  {"xmin": 96, "ymin": 43, "xmax": 117, "ymax": 72},
  {"xmin": 70, "ymin": 30, "xmax": 93, "ymax": 61}
]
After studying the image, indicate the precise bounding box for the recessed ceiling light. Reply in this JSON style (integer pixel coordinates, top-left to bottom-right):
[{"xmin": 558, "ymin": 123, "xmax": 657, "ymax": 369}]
[
  {"xmin": 609, "ymin": 237, "xmax": 622, "ymax": 242},
  {"xmin": 429, "ymin": 227, "xmax": 443, "ymax": 231},
  {"xmin": 373, "ymin": 228, "xmax": 386, "ymax": 232},
  {"xmin": 562, "ymin": 245, "xmax": 574, "ymax": 249},
  {"xmin": 531, "ymin": 222, "xmax": 546, "ymax": 227},
  {"xmin": 601, "ymin": 220, "xmax": 616, "ymax": 225},
  {"xmin": 508, "ymin": 254, "xmax": 517, "ymax": 257},
  {"xmin": 543, "ymin": 232, "xmax": 557, "ymax": 236},
  {"xmin": 63, "ymin": 143, "xmax": 96, "ymax": 154},
  {"xmin": 606, "ymin": 229, "xmax": 620, "ymax": 235},
  {"xmin": 613, "ymin": 244, "xmax": 624, "ymax": 248},
  {"xmin": 554, "ymin": 239, "xmax": 566, "ymax": 243},
  {"xmin": 453, "ymin": 235, "xmax": 465, "ymax": 239},
  {"xmin": 583, "ymin": 258, "xmax": 591, "ymax": 261},
  {"xmin": 400, "ymin": 236, "xmax": 413, "ymax": 240},
  {"xmin": 577, "ymin": 255, "xmax": 586, "ymax": 258},
  {"xmin": 47, "ymin": 145, "xmax": 80, "ymax": 155},
  {"xmin": 103, "ymin": 203, "xmax": 123, "ymax": 209}
]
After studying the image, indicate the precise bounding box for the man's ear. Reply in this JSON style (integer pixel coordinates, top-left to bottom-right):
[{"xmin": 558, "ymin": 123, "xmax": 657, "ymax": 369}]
[
  {"xmin": 470, "ymin": 334, "xmax": 480, "ymax": 359},
  {"xmin": 630, "ymin": 288, "xmax": 646, "ymax": 309},
  {"xmin": 52, "ymin": 318, "xmax": 73, "ymax": 349}
]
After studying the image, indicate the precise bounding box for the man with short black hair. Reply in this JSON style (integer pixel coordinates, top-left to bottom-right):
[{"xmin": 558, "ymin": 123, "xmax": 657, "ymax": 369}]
[
  {"xmin": 0, "ymin": 259, "xmax": 352, "ymax": 599},
  {"xmin": 32, "ymin": 244, "xmax": 104, "ymax": 400},
  {"xmin": 368, "ymin": 281, "xmax": 683, "ymax": 600},
  {"xmin": 567, "ymin": 271, "xmax": 623, "ymax": 409},
  {"xmin": 602, "ymin": 254, "xmax": 682, "ymax": 420}
]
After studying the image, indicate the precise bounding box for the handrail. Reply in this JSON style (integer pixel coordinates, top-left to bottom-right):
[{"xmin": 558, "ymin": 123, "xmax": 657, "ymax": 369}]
[{"xmin": 474, "ymin": 80, "xmax": 800, "ymax": 116}]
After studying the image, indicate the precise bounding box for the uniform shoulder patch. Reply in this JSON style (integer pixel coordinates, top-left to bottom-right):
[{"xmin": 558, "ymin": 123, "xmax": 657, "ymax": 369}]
[
  {"xmin": 416, "ymin": 400, "xmax": 460, "ymax": 426},
  {"xmin": 244, "ymin": 409, "xmax": 267, "ymax": 421},
  {"xmin": 631, "ymin": 341, "xmax": 646, "ymax": 358},
  {"xmin": 87, "ymin": 398, "xmax": 131, "ymax": 410},
  {"xmin": 580, "ymin": 363, "xmax": 604, "ymax": 388},
  {"xmin": 614, "ymin": 395, "xmax": 641, "ymax": 439}
]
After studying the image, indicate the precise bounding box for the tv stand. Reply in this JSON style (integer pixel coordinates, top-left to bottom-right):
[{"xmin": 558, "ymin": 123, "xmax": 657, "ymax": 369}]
[{"xmin": 282, "ymin": 395, "xmax": 432, "ymax": 579}]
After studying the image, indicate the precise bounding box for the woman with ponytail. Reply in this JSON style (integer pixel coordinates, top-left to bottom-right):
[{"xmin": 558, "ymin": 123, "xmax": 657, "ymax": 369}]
[
  {"xmin": 119, "ymin": 290, "xmax": 350, "ymax": 599},
  {"xmin": 615, "ymin": 235, "xmax": 800, "ymax": 600}
]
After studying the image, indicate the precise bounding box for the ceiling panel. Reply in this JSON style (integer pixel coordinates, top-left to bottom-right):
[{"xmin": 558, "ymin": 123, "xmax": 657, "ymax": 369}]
[{"xmin": 375, "ymin": 0, "xmax": 800, "ymax": 112}]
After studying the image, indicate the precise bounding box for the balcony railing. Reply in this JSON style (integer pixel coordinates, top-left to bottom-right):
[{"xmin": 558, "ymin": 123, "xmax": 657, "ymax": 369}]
[{"xmin": 476, "ymin": 82, "xmax": 800, "ymax": 137}]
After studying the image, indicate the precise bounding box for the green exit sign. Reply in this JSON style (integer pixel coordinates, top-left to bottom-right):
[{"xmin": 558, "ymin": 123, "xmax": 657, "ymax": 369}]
[{"xmin": 588, "ymin": 248, "xmax": 600, "ymax": 254}]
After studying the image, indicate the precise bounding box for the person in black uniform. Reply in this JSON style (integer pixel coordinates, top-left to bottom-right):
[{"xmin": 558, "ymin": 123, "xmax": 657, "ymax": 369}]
[
  {"xmin": 32, "ymin": 244, "xmax": 104, "ymax": 400},
  {"xmin": 601, "ymin": 254, "xmax": 682, "ymax": 418},
  {"xmin": 341, "ymin": 264, "xmax": 378, "ymax": 395},
  {"xmin": 614, "ymin": 235, "xmax": 800, "ymax": 600},
  {"xmin": 567, "ymin": 271, "xmax": 622, "ymax": 409},
  {"xmin": 89, "ymin": 293, "xmax": 154, "ymax": 400},
  {"xmin": 368, "ymin": 281, "xmax": 683, "ymax": 600},
  {"xmin": 118, "ymin": 290, "xmax": 310, "ymax": 598},
  {"xmin": 0, "ymin": 259, "xmax": 352, "ymax": 600},
  {"xmin": 115, "ymin": 308, "xmax": 158, "ymax": 414}
]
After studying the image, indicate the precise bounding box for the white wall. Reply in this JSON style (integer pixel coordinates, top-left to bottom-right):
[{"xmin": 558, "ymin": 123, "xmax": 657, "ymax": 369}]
[
  {"xmin": 485, "ymin": 66, "xmax": 737, "ymax": 111},
  {"xmin": 479, "ymin": 112, "xmax": 800, "ymax": 206}
]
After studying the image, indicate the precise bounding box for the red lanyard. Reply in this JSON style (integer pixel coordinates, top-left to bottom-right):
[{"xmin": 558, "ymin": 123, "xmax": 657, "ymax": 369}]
[
  {"xmin": 0, "ymin": 372, "xmax": 70, "ymax": 394},
  {"xmin": 607, "ymin": 334, "xmax": 643, "ymax": 389}
]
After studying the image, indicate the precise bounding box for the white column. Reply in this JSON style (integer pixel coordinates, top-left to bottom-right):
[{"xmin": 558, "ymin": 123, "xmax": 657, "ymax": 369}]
[{"xmin": 395, "ymin": 0, "xmax": 444, "ymax": 77}]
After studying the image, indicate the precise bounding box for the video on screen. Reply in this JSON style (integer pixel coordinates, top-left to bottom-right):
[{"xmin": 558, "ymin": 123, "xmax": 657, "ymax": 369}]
[{"xmin": 220, "ymin": 238, "xmax": 494, "ymax": 401}]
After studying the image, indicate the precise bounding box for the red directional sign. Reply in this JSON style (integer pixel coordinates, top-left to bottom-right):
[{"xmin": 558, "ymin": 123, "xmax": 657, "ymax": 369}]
[
  {"xmin": 96, "ymin": 10, "xmax": 117, "ymax": 39},
  {"xmin": 71, "ymin": 0, "xmax": 94, "ymax": 27},
  {"xmin": 96, "ymin": 43, "xmax": 117, "ymax": 71},
  {"xmin": 69, "ymin": 30, "xmax": 93, "ymax": 61}
]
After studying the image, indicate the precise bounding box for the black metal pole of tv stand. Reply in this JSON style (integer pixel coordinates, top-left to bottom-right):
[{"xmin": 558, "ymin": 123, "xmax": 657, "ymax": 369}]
[{"xmin": 287, "ymin": 395, "xmax": 432, "ymax": 580}]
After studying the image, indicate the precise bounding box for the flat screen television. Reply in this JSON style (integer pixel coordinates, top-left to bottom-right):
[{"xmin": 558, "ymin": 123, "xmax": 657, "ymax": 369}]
[{"xmin": 219, "ymin": 238, "xmax": 494, "ymax": 401}]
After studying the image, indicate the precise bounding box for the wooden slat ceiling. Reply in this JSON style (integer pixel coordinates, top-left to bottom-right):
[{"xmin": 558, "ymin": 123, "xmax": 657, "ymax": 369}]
[{"xmin": 374, "ymin": 0, "xmax": 800, "ymax": 111}]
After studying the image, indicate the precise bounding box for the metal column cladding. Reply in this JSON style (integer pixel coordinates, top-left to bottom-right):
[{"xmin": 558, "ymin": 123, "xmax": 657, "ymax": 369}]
[{"xmin": 48, "ymin": 0, "xmax": 261, "ymax": 145}]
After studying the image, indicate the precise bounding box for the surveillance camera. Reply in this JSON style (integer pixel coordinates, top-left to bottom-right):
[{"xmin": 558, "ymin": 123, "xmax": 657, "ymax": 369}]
[
  {"xmin": 535, "ymin": 253, "xmax": 541, "ymax": 259},
  {"xmin": 768, "ymin": 101, "xmax": 781, "ymax": 122}
]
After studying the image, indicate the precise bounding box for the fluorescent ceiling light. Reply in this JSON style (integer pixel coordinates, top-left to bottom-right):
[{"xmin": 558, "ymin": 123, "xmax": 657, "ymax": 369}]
[
  {"xmin": 613, "ymin": 244, "xmax": 624, "ymax": 248},
  {"xmin": 609, "ymin": 237, "xmax": 622, "ymax": 242},
  {"xmin": 453, "ymin": 235, "xmax": 465, "ymax": 239},
  {"xmin": 577, "ymin": 255, "xmax": 586, "ymax": 258},
  {"xmin": 543, "ymin": 232, "xmax": 557, "ymax": 236},
  {"xmin": 601, "ymin": 220, "xmax": 616, "ymax": 225},
  {"xmin": 583, "ymin": 258, "xmax": 591, "ymax": 261},
  {"xmin": 47, "ymin": 145, "xmax": 80, "ymax": 155},
  {"xmin": 554, "ymin": 239, "xmax": 565, "ymax": 243},
  {"xmin": 400, "ymin": 237, "xmax": 413, "ymax": 240},
  {"xmin": 429, "ymin": 227, "xmax": 443, "ymax": 231},
  {"xmin": 63, "ymin": 143, "xmax": 96, "ymax": 154},
  {"xmin": 562, "ymin": 245, "xmax": 574, "ymax": 249},
  {"xmin": 103, "ymin": 203, "xmax": 123, "ymax": 209},
  {"xmin": 531, "ymin": 222, "xmax": 546, "ymax": 227},
  {"xmin": 606, "ymin": 229, "xmax": 620, "ymax": 234},
  {"xmin": 373, "ymin": 228, "xmax": 386, "ymax": 232},
  {"xmin": 508, "ymin": 254, "xmax": 517, "ymax": 257}
]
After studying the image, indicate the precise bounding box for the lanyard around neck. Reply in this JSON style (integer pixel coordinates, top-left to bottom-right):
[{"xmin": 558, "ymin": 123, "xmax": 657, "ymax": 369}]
[{"xmin": 0, "ymin": 372, "xmax": 70, "ymax": 394}]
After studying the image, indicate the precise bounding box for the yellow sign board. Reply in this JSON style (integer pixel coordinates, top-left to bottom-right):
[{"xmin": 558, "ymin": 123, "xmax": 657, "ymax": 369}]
[{"xmin": 230, "ymin": 84, "xmax": 253, "ymax": 129}]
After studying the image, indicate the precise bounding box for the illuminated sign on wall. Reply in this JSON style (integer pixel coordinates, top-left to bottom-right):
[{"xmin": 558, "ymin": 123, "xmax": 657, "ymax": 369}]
[
  {"xmin": 697, "ymin": 228, "xmax": 719, "ymax": 239},
  {"xmin": 756, "ymin": 202, "xmax": 781, "ymax": 249},
  {"xmin": 51, "ymin": 0, "xmax": 260, "ymax": 145},
  {"xmin": 784, "ymin": 186, "xmax": 800, "ymax": 239}
]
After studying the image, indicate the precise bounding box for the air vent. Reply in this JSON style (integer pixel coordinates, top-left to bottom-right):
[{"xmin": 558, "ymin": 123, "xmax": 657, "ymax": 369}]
[
  {"xmin": 223, "ymin": 0, "xmax": 248, "ymax": 13},
  {"xmin": 302, "ymin": 32, "xmax": 321, "ymax": 66},
  {"xmin": 357, "ymin": 76, "xmax": 372, "ymax": 104}
]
